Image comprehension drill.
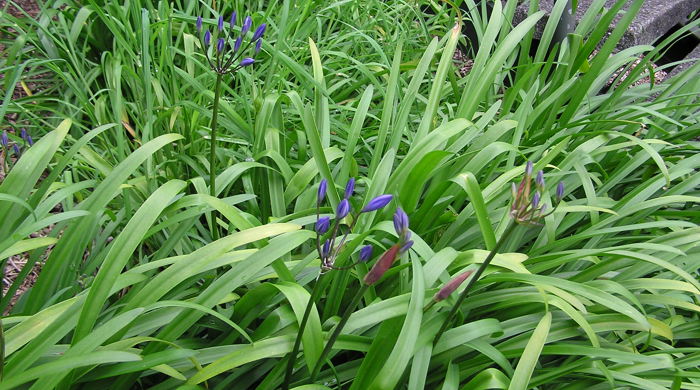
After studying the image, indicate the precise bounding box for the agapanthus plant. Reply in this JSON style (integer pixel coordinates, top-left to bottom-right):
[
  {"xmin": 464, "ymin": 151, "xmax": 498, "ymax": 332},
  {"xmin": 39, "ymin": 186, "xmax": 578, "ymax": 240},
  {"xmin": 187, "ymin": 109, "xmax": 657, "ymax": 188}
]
[
  {"xmin": 194, "ymin": 11, "xmax": 266, "ymax": 237},
  {"xmin": 283, "ymin": 179, "xmax": 402, "ymax": 389}
]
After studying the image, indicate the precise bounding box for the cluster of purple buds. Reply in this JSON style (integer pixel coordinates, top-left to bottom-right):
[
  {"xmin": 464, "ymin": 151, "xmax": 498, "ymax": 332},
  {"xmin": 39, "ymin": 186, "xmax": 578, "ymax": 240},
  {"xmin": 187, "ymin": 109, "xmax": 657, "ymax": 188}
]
[
  {"xmin": 196, "ymin": 12, "xmax": 266, "ymax": 74},
  {"xmin": 510, "ymin": 161, "xmax": 565, "ymax": 225},
  {"xmin": 2, "ymin": 129, "xmax": 31, "ymax": 158},
  {"xmin": 314, "ymin": 178, "xmax": 393, "ymax": 271}
]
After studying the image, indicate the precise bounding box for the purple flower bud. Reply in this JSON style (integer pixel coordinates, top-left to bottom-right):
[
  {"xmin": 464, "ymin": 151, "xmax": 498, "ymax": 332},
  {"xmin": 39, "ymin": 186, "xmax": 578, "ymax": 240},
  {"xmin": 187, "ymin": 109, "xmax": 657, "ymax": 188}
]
[
  {"xmin": 20, "ymin": 128, "xmax": 27, "ymax": 140},
  {"xmin": 217, "ymin": 38, "xmax": 225, "ymax": 52},
  {"xmin": 336, "ymin": 199, "xmax": 350, "ymax": 219},
  {"xmin": 252, "ymin": 23, "xmax": 266, "ymax": 40},
  {"xmin": 359, "ymin": 245, "xmax": 373, "ymax": 262},
  {"xmin": 315, "ymin": 216, "xmax": 330, "ymax": 234},
  {"xmin": 434, "ymin": 270, "xmax": 473, "ymax": 302},
  {"xmin": 393, "ymin": 207, "xmax": 409, "ymax": 235},
  {"xmin": 540, "ymin": 204, "xmax": 548, "ymax": 214},
  {"xmin": 362, "ymin": 194, "xmax": 393, "ymax": 213},
  {"xmin": 255, "ymin": 38, "xmax": 262, "ymax": 54},
  {"xmin": 26, "ymin": 135, "xmax": 33, "ymax": 146},
  {"xmin": 242, "ymin": 16, "xmax": 252, "ymax": 35},
  {"xmin": 196, "ymin": 16, "xmax": 203, "ymax": 32},
  {"xmin": 234, "ymin": 36, "xmax": 242, "ymax": 52},
  {"xmin": 217, "ymin": 15, "xmax": 224, "ymax": 32},
  {"xmin": 204, "ymin": 30, "xmax": 211, "ymax": 46},
  {"xmin": 1, "ymin": 130, "xmax": 8, "ymax": 147},
  {"xmin": 13, "ymin": 144, "xmax": 20, "ymax": 156},
  {"xmin": 532, "ymin": 192, "xmax": 540, "ymax": 208},
  {"xmin": 317, "ymin": 179, "xmax": 328, "ymax": 204},
  {"xmin": 322, "ymin": 240, "xmax": 332, "ymax": 259},
  {"xmin": 535, "ymin": 170, "xmax": 544, "ymax": 189},
  {"xmin": 525, "ymin": 161, "xmax": 533, "ymax": 176},
  {"xmin": 400, "ymin": 240, "xmax": 414, "ymax": 254},
  {"xmin": 344, "ymin": 178, "xmax": 355, "ymax": 199},
  {"xmin": 239, "ymin": 57, "xmax": 255, "ymax": 67},
  {"xmin": 364, "ymin": 244, "xmax": 400, "ymax": 285},
  {"xmin": 229, "ymin": 12, "xmax": 237, "ymax": 28},
  {"xmin": 556, "ymin": 181, "xmax": 565, "ymax": 201}
]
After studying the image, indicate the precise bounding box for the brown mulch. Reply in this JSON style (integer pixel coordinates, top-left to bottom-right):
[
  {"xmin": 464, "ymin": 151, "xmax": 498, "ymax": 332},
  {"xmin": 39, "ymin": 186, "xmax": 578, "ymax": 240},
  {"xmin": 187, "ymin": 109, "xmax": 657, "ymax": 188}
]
[{"xmin": 1, "ymin": 0, "xmax": 49, "ymax": 314}]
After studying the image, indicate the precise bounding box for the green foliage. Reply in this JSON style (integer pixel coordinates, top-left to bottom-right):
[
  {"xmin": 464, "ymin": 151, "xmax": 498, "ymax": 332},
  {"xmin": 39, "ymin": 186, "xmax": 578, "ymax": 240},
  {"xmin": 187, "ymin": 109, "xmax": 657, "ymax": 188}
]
[{"xmin": 1, "ymin": 0, "xmax": 699, "ymax": 388}]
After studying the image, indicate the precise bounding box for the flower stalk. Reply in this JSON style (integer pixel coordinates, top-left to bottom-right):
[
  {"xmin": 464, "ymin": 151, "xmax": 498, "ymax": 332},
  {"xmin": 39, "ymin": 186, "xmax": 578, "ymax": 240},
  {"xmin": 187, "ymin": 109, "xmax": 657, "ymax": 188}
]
[{"xmin": 208, "ymin": 72, "xmax": 224, "ymax": 238}]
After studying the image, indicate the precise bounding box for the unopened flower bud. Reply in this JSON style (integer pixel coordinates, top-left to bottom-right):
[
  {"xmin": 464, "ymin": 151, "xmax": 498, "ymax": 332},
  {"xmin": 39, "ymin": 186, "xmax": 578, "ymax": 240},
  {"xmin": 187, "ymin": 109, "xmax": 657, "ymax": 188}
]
[
  {"xmin": 204, "ymin": 30, "xmax": 211, "ymax": 46},
  {"xmin": 535, "ymin": 170, "xmax": 544, "ymax": 190},
  {"xmin": 239, "ymin": 57, "xmax": 255, "ymax": 67},
  {"xmin": 255, "ymin": 38, "xmax": 262, "ymax": 54},
  {"xmin": 217, "ymin": 38, "xmax": 225, "ymax": 52},
  {"xmin": 434, "ymin": 270, "xmax": 473, "ymax": 301},
  {"xmin": 242, "ymin": 16, "xmax": 252, "ymax": 35},
  {"xmin": 362, "ymin": 194, "xmax": 393, "ymax": 213},
  {"xmin": 196, "ymin": 16, "xmax": 203, "ymax": 32},
  {"xmin": 217, "ymin": 15, "xmax": 224, "ymax": 32},
  {"xmin": 525, "ymin": 161, "xmax": 533, "ymax": 177},
  {"xmin": 315, "ymin": 216, "xmax": 330, "ymax": 234},
  {"xmin": 532, "ymin": 192, "xmax": 540, "ymax": 209},
  {"xmin": 252, "ymin": 23, "xmax": 266, "ymax": 40},
  {"xmin": 393, "ymin": 207, "xmax": 409, "ymax": 235},
  {"xmin": 556, "ymin": 181, "xmax": 565, "ymax": 201},
  {"xmin": 317, "ymin": 179, "xmax": 328, "ymax": 204},
  {"xmin": 336, "ymin": 199, "xmax": 350, "ymax": 219},
  {"xmin": 322, "ymin": 240, "xmax": 332, "ymax": 259},
  {"xmin": 364, "ymin": 244, "xmax": 400, "ymax": 285},
  {"xmin": 1, "ymin": 130, "xmax": 8, "ymax": 147},
  {"xmin": 344, "ymin": 178, "xmax": 355, "ymax": 199},
  {"xmin": 359, "ymin": 245, "xmax": 373, "ymax": 262}
]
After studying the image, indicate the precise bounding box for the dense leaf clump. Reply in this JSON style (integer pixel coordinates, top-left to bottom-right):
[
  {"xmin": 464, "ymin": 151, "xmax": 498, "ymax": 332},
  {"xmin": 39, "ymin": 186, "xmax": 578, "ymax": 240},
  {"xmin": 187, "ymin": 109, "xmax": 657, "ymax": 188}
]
[{"xmin": 1, "ymin": 0, "xmax": 699, "ymax": 389}]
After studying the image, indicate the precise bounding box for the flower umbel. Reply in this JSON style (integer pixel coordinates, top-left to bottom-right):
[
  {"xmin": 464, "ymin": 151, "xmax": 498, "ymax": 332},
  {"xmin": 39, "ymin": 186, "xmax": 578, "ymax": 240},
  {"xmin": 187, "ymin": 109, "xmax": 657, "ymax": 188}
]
[
  {"xmin": 195, "ymin": 12, "xmax": 266, "ymax": 74},
  {"xmin": 510, "ymin": 162, "xmax": 565, "ymax": 225},
  {"xmin": 311, "ymin": 178, "xmax": 393, "ymax": 271}
]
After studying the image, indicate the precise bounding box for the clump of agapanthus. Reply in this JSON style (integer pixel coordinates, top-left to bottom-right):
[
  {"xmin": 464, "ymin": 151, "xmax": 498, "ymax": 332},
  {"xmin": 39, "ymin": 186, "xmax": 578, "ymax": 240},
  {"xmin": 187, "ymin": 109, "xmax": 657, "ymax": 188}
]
[
  {"xmin": 314, "ymin": 178, "xmax": 393, "ymax": 272},
  {"xmin": 510, "ymin": 161, "xmax": 565, "ymax": 225},
  {"xmin": 196, "ymin": 12, "xmax": 265, "ymax": 75}
]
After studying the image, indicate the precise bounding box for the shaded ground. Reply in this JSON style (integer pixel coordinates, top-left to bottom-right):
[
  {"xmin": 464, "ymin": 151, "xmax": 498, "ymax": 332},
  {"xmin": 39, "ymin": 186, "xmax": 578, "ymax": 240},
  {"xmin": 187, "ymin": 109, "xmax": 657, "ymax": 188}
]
[{"xmin": 1, "ymin": 0, "xmax": 48, "ymax": 314}]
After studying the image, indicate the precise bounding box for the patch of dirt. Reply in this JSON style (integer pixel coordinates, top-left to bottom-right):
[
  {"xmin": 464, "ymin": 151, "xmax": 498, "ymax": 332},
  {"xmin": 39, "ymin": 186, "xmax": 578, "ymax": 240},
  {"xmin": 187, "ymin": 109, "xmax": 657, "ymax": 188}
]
[
  {"xmin": 1, "ymin": 0, "xmax": 50, "ymax": 314},
  {"xmin": 453, "ymin": 48, "xmax": 474, "ymax": 77},
  {"xmin": 1, "ymin": 0, "xmax": 40, "ymax": 19}
]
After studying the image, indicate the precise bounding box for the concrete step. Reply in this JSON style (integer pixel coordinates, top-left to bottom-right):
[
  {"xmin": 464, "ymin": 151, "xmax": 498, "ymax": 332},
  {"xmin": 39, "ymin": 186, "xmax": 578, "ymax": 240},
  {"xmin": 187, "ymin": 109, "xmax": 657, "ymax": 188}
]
[{"xmin": 513, "ymin": 0, "xmax": 700, "ymax": 50}]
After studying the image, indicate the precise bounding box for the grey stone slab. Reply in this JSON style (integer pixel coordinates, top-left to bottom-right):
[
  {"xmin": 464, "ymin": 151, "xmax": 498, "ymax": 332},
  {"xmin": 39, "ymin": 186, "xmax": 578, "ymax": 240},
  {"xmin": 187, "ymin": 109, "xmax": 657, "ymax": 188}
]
[{"xmin": 513, "ymin": 0, "xmax": 700, "ymax": 50}]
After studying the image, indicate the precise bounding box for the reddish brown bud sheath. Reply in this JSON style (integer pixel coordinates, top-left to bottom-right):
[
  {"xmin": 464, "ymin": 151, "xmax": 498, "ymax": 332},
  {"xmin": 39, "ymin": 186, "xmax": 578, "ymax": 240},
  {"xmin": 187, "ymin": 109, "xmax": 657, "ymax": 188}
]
[
  {"xmin": 434, "ymin": 270, "xmax": 473, "ymax": 302},
  {"xmin": 363, "ymin": 244, "xmax": 401, "ymax": 285}
]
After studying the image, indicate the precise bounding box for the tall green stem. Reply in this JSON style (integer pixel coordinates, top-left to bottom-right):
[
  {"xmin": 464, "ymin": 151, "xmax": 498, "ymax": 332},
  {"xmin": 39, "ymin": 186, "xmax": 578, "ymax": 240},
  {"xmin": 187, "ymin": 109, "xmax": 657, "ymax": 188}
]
[
  {"xmin": 209, "ymin": 73, "xmax": 224, "ymax": 239},
  {"xmin": 282, "ymin": 274, "xmax": 322, "ymax": 390},
  {"xmin": 433, "ymin": 221, "xmax": 518, "ymax": 345},
  {"xmin": 309, "ymin": 284, "xmax": 368, "ymax": 382}
]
